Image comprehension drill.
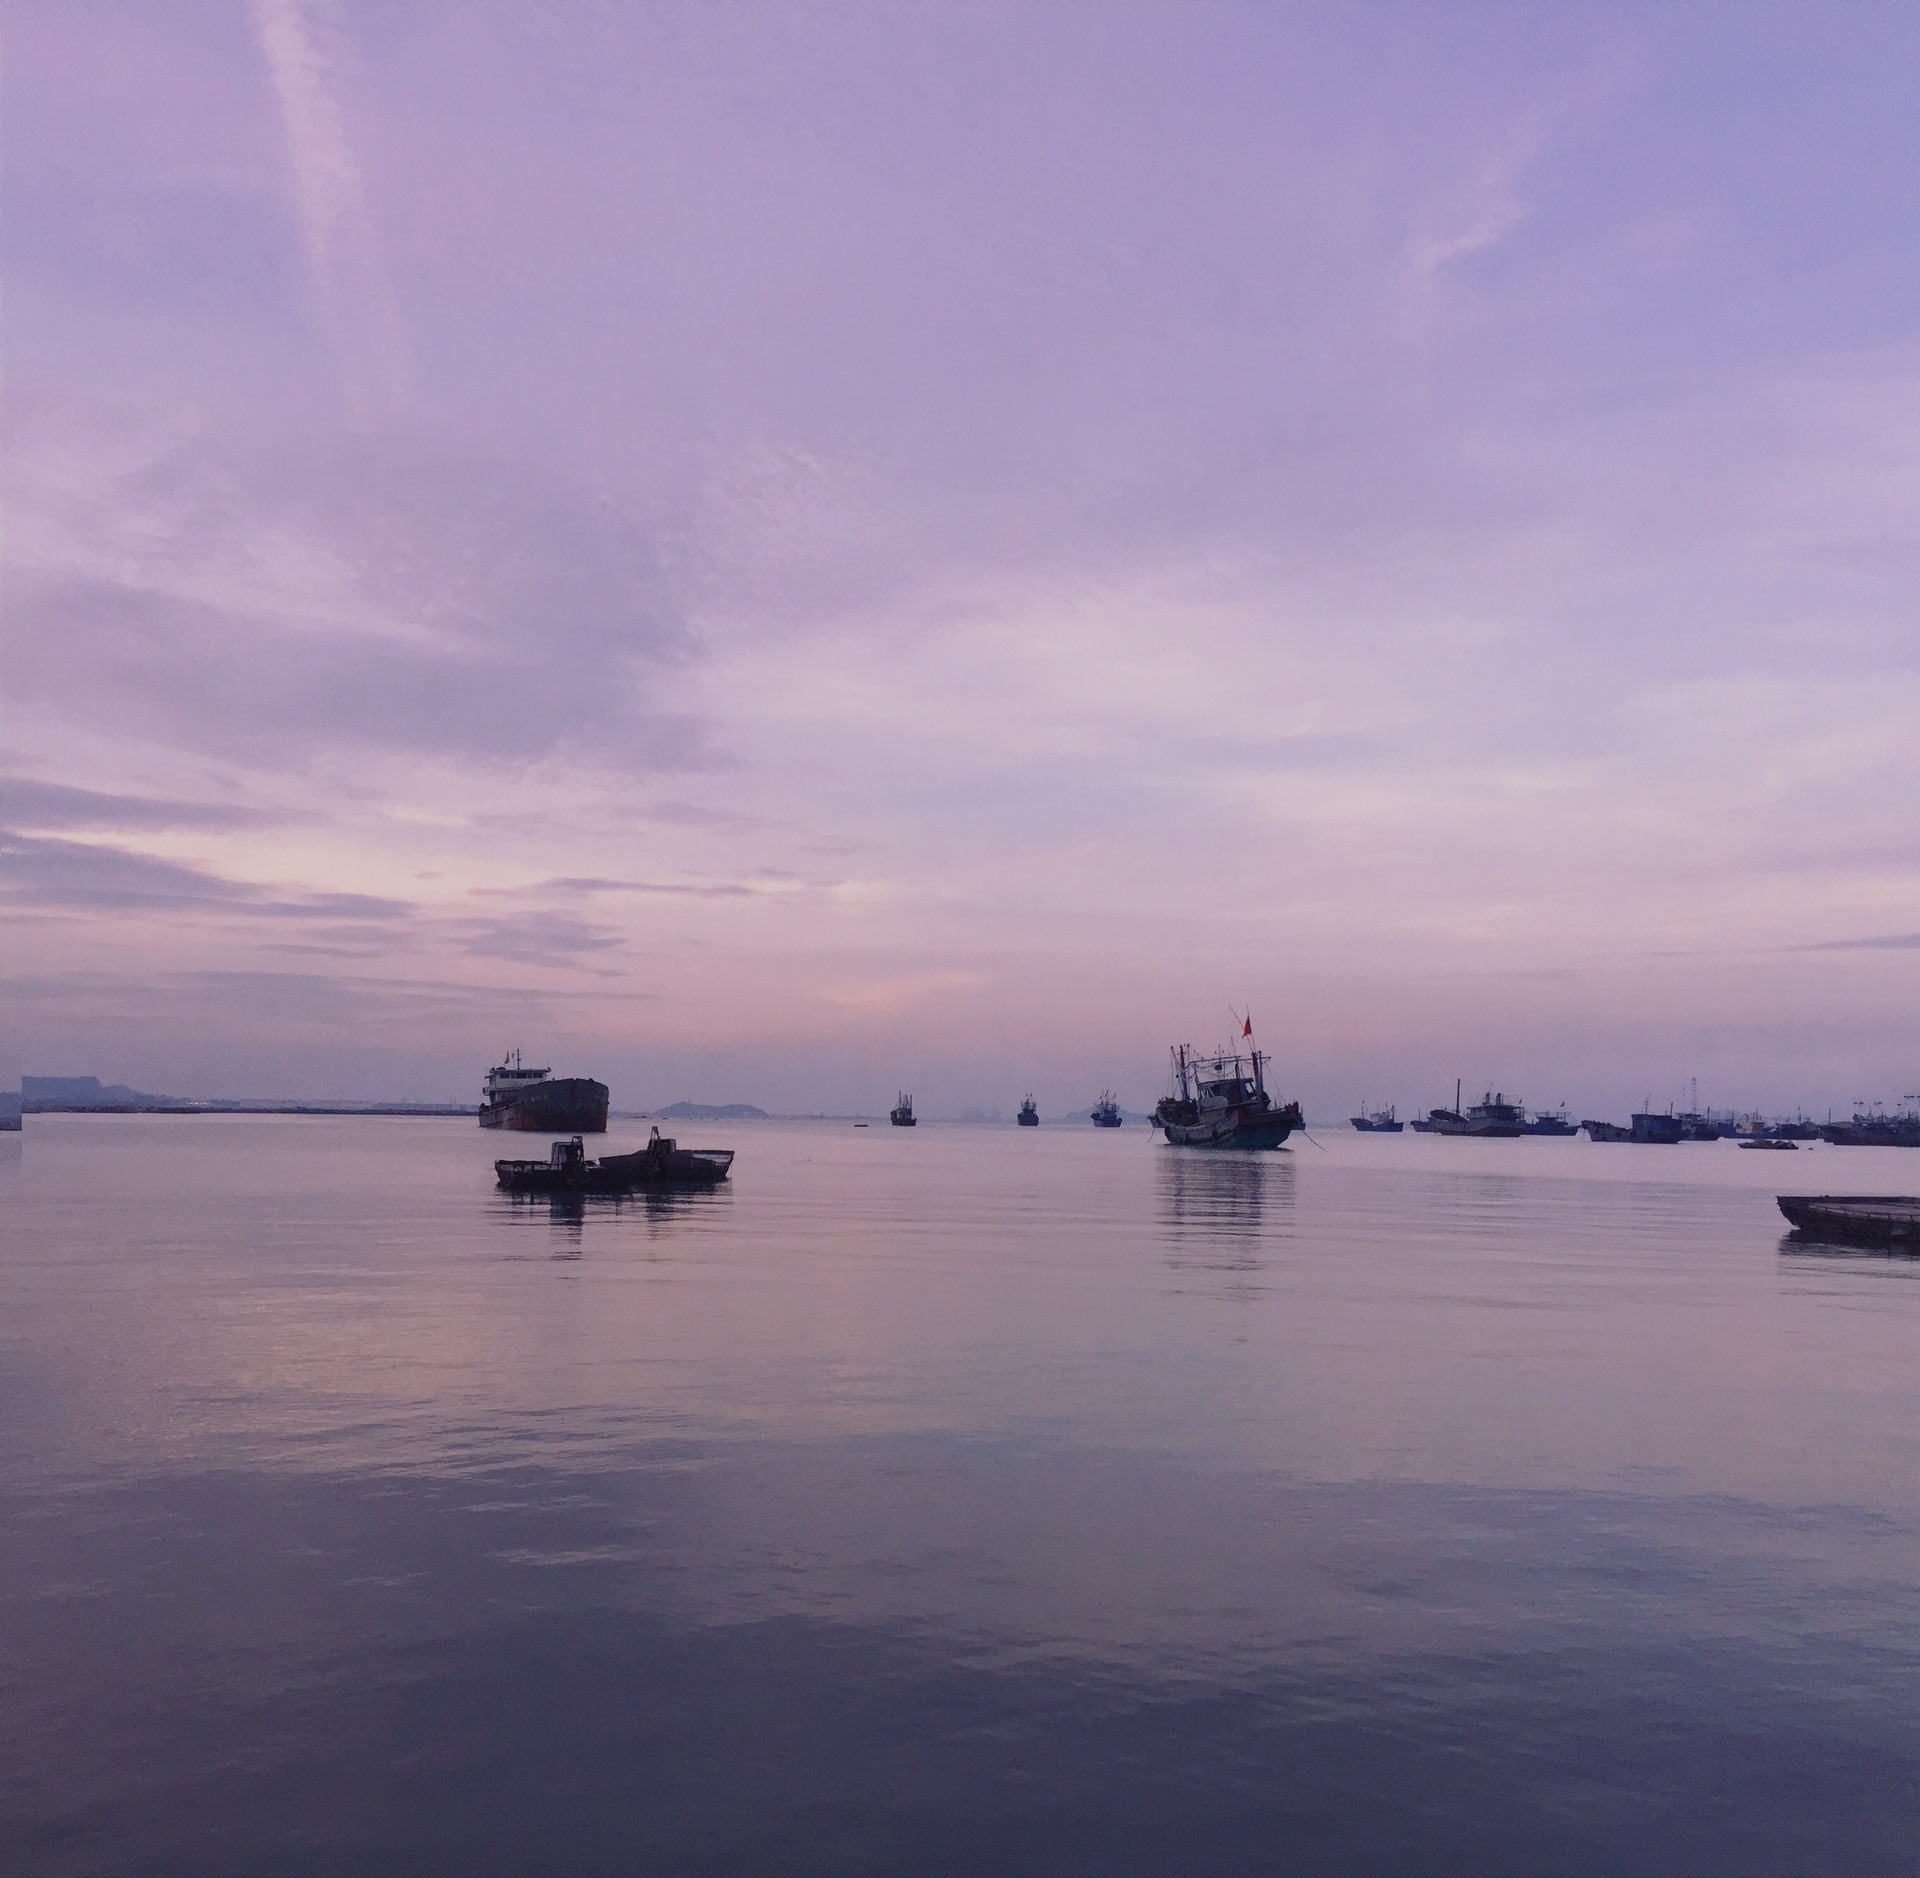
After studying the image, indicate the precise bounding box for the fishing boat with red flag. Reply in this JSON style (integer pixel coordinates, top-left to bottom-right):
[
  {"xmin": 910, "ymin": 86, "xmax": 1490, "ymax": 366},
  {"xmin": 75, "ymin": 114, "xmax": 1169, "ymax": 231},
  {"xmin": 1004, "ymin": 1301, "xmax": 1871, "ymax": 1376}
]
[{"xmin": 1152, "ymin": 1015, "xmax": 1302, "ymax": 1150}]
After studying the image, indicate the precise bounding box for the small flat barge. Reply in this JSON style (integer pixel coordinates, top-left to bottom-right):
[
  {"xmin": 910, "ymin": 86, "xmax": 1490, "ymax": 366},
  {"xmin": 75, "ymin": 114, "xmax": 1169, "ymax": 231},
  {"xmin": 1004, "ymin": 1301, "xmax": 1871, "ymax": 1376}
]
[
  {"xmin": 497, "ymin": 1129, "xmax": 733, "ymax": 1195},
  {"xmin": 1776, "ymin": 1194, "xmax": 1920, "ymax": 1249}
]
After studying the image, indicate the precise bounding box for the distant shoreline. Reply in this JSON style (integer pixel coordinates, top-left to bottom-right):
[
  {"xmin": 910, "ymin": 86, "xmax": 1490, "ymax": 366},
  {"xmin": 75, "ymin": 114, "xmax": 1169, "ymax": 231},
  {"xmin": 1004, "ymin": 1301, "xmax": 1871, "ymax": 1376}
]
[{"xmin": 22, "ymin": 1102, "xmax": 472, "ymax": 1118}]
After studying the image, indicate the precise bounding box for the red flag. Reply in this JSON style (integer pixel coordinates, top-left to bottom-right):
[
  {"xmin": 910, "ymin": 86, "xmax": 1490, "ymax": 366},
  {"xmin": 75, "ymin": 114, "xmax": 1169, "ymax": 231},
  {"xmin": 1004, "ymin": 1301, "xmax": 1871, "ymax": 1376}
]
[{"xmin": 1242, "ymin": 1016, "xmax": 1253, "ymax": 1038}]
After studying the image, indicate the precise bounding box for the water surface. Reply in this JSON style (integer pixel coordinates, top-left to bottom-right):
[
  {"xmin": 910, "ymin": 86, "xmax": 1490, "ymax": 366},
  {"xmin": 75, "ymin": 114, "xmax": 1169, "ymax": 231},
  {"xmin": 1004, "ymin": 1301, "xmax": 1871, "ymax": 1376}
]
[{"xmin": 2, "ymin": 1117, "xmax": 1915, "ymax": 1873}]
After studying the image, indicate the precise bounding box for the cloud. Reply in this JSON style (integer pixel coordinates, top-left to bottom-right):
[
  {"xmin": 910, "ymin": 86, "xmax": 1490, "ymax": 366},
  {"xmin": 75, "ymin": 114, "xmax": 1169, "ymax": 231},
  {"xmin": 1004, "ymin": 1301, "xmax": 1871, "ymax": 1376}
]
[
  {"xmin": 486, "ymin": 876, "xmax": 759, "ymax": 901},
  {"xmin": 0, "ymin": 831, "xmax": 409, "ymax": 920},
  {"xmin": 1, "ymin": 777, "xmax": 292, "ymax": 834},
  {"xmin": 5, "ymin": 430, "xmax": 708, "ymax": 771},
  {"xmin": 250, "ymin": 0, "xmax": 407, "ymax": 416},
  {"xmin": 1791, "ymin": 933, "xmax": 1920, "ymax": 953},
  {"xmin": 452, "ymin": 913, "xmax": 625, "ymax": 966}
]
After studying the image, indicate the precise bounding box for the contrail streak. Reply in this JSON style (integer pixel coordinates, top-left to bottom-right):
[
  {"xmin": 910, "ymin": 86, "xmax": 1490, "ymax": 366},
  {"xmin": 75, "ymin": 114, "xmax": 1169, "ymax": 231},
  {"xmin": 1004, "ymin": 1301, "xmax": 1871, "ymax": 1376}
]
[{"xmin": 252, "ymin": 0, "xmax": 408, "ymax": 419}]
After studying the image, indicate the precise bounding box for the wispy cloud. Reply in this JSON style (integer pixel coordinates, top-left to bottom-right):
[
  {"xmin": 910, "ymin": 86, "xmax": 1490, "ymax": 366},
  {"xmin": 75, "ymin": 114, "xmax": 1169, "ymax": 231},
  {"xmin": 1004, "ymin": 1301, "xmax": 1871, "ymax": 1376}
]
[
  {"xmin": 1, "ymin": 777, "xmax": 292, "ymax": 835},
  {"xmin": 250, "ymin": 0, "xmax": 407, "ymax": 417},
  {"xmin": 1791, "ymin": 933, "xmax": 1920, "ymax": 953},
  {"xmin": 481, "ymin": 876, "xmax": 761, "ymax": 901},
  {"xmin": 452, "ymin": 913, "xmax": 626, "ymax": 966},
  {"xmin": 0, "ymin": 831, "xmax": 409, "ymax": 920}
]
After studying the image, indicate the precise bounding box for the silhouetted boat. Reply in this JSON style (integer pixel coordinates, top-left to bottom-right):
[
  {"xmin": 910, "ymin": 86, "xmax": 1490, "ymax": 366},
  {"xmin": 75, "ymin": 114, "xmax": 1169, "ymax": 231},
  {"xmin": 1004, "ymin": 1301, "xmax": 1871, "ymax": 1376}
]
[
  {"xmin": 1740, "ymin": 1137, "xmax": 1798, "ymax": 1151},
  {"xmin": 1426, "ymin": 1082, "xmax": 1526, "ymax": 1137},
  {"xmin": 496, "ymin": 1129, "xmax": 731, "ymax": 1194},
  {"xmin": 1777, "ymin": 1194, "xmax": 1920, "ymax": 1247},
  {"xmin": 478, "ymin": 1051, "xmax": 609, "ymax": 1133},
  {"xmin": 1017, "ymin": 1096, "xmax": 1039, "ymax": 1127},
  {"xmin": 1091, "ymin": 1092, "xmax": 1124, "ymax": 1128},
  {"xmin": 1153, "ymin": 1041, "xmax": 1301, "ymax": 1150},
  {"xmin": 890, "ymin": 1093, "xmax": 916, "ymax": 1127},
  {"xmin": 1583, "ymin": 1119, "xmax": 1632, "ymax": 1142},
  {"xmin": 1524, "ymin": 1106, "xmax": 1578, "ymax": 1137},
  {"xmin": 1350, "ymin": 1103, "xmax": 1402, "ymax": 1132},
  {"xmin": 1818, "ymin": 1109, "xmax": 1920, "ymax": 1148},
  {"xmin": 1631, "ymin": 1112, "xmax": 1683, "ymax": 1144}
]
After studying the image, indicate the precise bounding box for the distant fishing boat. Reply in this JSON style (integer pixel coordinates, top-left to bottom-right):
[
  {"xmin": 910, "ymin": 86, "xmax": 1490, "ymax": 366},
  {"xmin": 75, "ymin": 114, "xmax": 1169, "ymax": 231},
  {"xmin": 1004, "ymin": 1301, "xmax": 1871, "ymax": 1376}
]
[
  {"xmin": 1410, "ymin": 1080, "xmax": 1466, "ymax": 1134},
  {"xmin": 1017, "ymin": 1096, "xmax": 1039, "ymax": 1127},
  {"xmin": 890, "ymin": 1092, "xmax": 916, "ymax": 1127},
  {"xmin": 1153, "ymin": 1026, "xmax": 1301, "ymax": 1151},
  {"xmin": 1424, "ymin": 1082, "xmax": 1526, "ymax": 1138},
  {"xmin": 1818, "ymin": 1108, "xmax": 1920, "ymax": 1148},
  {"xmin": 1090, "ymin": 1092, "xmax": 1124, "ymax": 1128},
  {"xmin": 1524, "ymin": 1108, "xmax": 1579, "ymax": 1136},
  {"xmin": 1588, "ymin": 1112, "xmax": 1683, "ymax": 1143},
  {"xmin": 1740, "ymin": 1137, "xmax": 1798, "ymax": 1151},
  {"xmin": 1350, "ymin": 1103, "xmax": 1402, "ymax": 1133}
]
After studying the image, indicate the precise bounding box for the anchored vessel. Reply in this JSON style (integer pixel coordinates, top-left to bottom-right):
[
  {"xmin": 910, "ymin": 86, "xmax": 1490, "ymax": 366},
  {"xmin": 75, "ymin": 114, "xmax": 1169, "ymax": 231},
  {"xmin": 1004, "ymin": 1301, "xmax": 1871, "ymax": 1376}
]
[
  {"xmin": 1433, "ymin": 1090, "xmax": 1527, "ymax": 1138},
  {"xmin": 1091, "ymin": 1092, "xmax": 1124, "ymax": 1128},
  {"xmin": 1524, "ymin": 1106, "xmax": 1578, "ymax": 1137},
  {"xmin": 1154, "ymin": 1042, "xmax": 1302, "ymax": 1151},
  {"xmin": 1350, "ymin": 1103, "xmax": 1403, "ymax": 1133},
  {"xmin": 1777, "ymin": 1193, "xmax": 1920, "ymax": 1247},
  {"xmin": 1582, "ymin": 1114, "xmax": 1683, "ymax": 1143},
  {"xmin": 496, "ymin": 1129, "xmax": 732, "ymax": 1194},
  {"xmin": 1017, "ymin": 1096, "xmax": 1039, "ymax": 1127},
  {"xmin": 478, "ymin": 1052, "xmax": 609, "ymax": 1133},
  {"xmin": 1419, "ymin": 1082, "xmax": 1526, "ymax": 1138},
  {"xmin": 890, "ymin": 1092, "xmax": 917, "ymax": 1127},
  {"xmin": 1818, "ymin": 1109, "xmax": 1920, "ymax": 1148}
]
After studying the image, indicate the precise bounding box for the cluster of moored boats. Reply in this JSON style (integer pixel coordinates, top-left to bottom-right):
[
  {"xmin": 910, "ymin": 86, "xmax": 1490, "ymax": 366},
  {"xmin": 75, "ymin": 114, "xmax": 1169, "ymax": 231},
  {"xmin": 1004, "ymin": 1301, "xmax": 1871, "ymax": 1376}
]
[{"xmin": 1353, "ymin": 1080, "xmax": 1920, "ymax": 1150}]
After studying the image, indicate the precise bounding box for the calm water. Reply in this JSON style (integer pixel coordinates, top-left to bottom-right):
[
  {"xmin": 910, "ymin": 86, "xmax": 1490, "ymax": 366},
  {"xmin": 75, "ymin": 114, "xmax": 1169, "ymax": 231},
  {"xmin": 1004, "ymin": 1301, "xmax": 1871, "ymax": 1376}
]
[{"xmin": 1, "ymin": 1116, "xmax": 1916, "ymax": 1874}]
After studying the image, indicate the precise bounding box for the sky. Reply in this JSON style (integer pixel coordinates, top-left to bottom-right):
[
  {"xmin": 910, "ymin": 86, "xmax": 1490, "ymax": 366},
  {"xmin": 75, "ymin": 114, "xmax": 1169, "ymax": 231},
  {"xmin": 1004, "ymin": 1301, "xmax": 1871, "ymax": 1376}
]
[{"xmin": 3, "ymin": 0, "xmax": 1918, "ymax": 1118}]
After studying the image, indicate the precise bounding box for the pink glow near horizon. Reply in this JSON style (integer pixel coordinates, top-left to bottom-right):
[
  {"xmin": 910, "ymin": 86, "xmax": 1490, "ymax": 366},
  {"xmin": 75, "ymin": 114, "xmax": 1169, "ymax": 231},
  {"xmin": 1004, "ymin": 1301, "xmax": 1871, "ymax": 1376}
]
[{"xmin": 3, "ymin": 2, "xmax": 1916, "ymax": 1118}]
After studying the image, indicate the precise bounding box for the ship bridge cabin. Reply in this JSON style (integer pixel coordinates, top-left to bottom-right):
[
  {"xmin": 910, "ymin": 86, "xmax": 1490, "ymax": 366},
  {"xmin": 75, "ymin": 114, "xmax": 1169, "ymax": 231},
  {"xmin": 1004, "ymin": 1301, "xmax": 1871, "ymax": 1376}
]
[{"xmin": 483, "ymin": 1051, "xmax": 551, "ymax": 1098}]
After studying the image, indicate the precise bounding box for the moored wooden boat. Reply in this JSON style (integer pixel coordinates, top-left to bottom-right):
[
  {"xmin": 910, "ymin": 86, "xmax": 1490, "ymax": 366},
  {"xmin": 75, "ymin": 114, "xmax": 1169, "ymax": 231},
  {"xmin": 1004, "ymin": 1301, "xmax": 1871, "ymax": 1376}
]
[
  {"xmin": 496, "ymin": 1129, "xmax": 733, "ymax": 1194},
  {"xmin": 1776, "ymin": 1194, "xmax": 1920, "ymax": 1247}
]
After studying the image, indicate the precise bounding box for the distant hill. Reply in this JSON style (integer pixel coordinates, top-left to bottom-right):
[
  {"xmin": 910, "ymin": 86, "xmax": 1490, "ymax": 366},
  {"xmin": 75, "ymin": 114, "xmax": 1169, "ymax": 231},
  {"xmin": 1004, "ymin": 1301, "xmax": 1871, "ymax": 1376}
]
[
  {"xmin": 650, "ymin": 1101, "xmax": 770, "ymax": 1120},
  {"xmin": 23, "ymin": 1075, "xmax": 184, "ymax": 1110}
]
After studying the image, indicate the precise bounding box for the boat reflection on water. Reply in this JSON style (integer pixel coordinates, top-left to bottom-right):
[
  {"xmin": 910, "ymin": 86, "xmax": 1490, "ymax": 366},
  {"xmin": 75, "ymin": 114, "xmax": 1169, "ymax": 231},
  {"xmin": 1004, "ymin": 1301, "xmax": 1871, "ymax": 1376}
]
[
  {"xmin": 1157, "ymin": 1151, "xmax": 1294, "ymax": 1295},
  {"xmin": 497, "ymin": 1181, "xmax": 733, "ymax": 1252}
]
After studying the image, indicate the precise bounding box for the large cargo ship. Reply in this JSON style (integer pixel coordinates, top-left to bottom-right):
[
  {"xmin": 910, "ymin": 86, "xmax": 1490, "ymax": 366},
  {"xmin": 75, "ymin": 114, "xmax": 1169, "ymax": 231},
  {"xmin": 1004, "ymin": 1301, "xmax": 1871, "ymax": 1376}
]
[
  {"xmin": 1153, "ymin": 1037, "xmax": 1301, "ymax": 1150},
  {"xmin": 477, "ymin": 1052, "xmax": 609, "ymax": 1133}
]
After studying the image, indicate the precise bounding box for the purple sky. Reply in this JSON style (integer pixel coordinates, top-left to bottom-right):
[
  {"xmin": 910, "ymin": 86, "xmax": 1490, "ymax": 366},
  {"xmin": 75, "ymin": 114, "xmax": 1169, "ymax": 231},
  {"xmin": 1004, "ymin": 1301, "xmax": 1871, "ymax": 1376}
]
[{"xmin": 4, "ymin": 1, "xmax": 1918, "ymax": 1115}]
